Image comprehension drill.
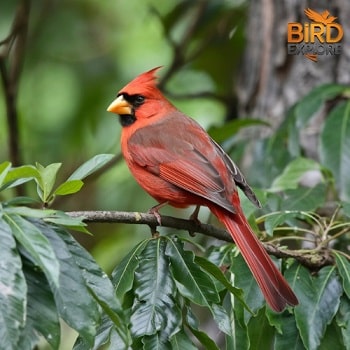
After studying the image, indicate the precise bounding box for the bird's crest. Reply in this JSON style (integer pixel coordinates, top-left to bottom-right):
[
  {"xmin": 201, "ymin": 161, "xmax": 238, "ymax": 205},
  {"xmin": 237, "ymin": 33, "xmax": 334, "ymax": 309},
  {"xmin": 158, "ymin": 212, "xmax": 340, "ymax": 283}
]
[{"xmin": 119, "ymin": 66, "xmax": 163, "ymax": 96}]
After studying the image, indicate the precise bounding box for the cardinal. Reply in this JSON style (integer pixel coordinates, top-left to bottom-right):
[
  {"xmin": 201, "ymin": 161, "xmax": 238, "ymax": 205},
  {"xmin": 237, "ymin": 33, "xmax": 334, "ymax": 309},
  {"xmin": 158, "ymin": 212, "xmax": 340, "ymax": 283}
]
[{"xmin": 107, "ymin": 67, "xmax": 298, "ymax": 312}]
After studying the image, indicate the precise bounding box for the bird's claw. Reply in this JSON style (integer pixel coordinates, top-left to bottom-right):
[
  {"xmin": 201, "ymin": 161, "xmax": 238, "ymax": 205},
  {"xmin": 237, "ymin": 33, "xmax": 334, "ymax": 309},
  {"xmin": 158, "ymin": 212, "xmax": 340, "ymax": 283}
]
[
  {"xmin": 148, "ymin": 201, "xmax": 168, "ymax": 226},
  {"xmin": 188, "ymin": 205, "xmax": 201, "ymax": 236}
]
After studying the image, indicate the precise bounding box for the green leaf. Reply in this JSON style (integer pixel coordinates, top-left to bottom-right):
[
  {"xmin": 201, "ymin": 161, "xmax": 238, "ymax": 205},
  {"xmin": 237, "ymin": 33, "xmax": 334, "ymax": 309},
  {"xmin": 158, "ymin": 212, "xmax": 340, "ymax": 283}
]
[
  {"xmin": 226, "ymin": 306, "xmax": 249, "ymax": 350},
  {"xmin": 341, "ymin": 201, "xmax": 350, "ymax": 218},
  {"xmin": 294, "ymin": 83, "xmax": 346, "ymax": 127},
  {"xmin": 0, "ymin": 161, "xmax": 11, "ymax": 188},
  {"xmin": 17, "ymin": 256, "xmax": 60, "ymax": 350},
  {"xmin": 270, "ymin": 157, "xmax": 322, "ymax": 192},
  {"xmin": 74, "ymin": 314, "xmax": 127, "ymax": 350},
  {"xmin": 247, "ymin": 307, "xmax": 274, "ymax": 350},
  {"xmin": 289, "ymin": 264, "xmax": 342, "ymax": 350},
  {"xmin": 187, "ymin": 326, "xmax": 220, "ymax": 350},
  {"xmin": 166, "ymin": 238, "xmax": 219, "ymax": 306},
  {"xmin": 195, "ymin": 256, "xmax": 247, "ymax": 307},
  {"xmin": 0, "ymin": 218, "xmax": 27, "ymax": 350},
  {"xmin": 130, "ymin": 238, "xmax": 179, "ymax": 338},
  {"xmin": 35, "ymin": 163, "xmax": 62, "ymax": 202},
  {"xmin": 4, "ymin": 214, "xmax": 60, "ymax": 288},
  {"xmin": 142, "ymin": 333, "xmax": 172, "ymax": 350},
  {"xmin": 36, "ymin": 222, "xmax": 99, "ymax": 346},
  {"xmin": 3, "ymin": 207, "xmax": 88, "ymax": 233},
  {"xmin": 263, "ymin": 211, "xmax": 308, "ymax": 236},
  {"xmin": 334, "ymin": 252, "xmax": 350, "ymax": 299},
  {"xmin": 43, "ymin": 211, "xmax": 88, "ymax": 232},
  {"xmin": 211, "ymin": 303, "xmax": 232, "ymax": 335},
  {"xmin": 170, "ymin": 330, "xmax": 197, "ymax": 350},
  {"xmin": 336, "ymin": 296, "xmax": 350, "ymax": 350},
  {"xmin": 319, "ymin": 317, "xmax": 346, "ymax": 350},
  {"xmin": 208, "ymin": 119, "xmax": 270, "ymax": 143},
  {"xmin": 54, "ymin": 179, "xmax": 84, "ymax": 195},
  {"xmin": 230, "ymin": 253, "xmax": 264, "ymax": 323},
  {"xmin": 320, "ymin": 100, "xmax": 350, "ymax": 201},
  {"xmin": 269, "ymin": 312, "xmax": 303, "ymax": 350},
  {"xmin": 68, "ymin": 154, "xmax": 114, "ymax": 180},
  {"xmin": 281, "ymin": 184, "xmax": 327, "ymax": 211},
  {"xmin": 1, "ymin": 165, "xmax": 41, "ymax": 191},
  {"xmin": 4, "ymin": 206, "xmax": 57, "ymax": 219},
  {"xmin": 59, "ymin": 228, "xmax": 126, "ymax": 336},
  {"xmin": 111, "ymin": 239, "xmax": 148, "ymax": 300},
  {"xmin": 185, "ymin": 298, "xmax": 221, "ymax": 348}
]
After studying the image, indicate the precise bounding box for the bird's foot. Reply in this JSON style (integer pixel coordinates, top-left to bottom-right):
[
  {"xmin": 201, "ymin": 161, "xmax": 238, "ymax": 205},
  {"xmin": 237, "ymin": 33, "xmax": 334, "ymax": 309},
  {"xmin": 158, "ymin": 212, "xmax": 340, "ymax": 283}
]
[
  {"xmin": 188, "ymin": 205, "xmax": 201, "ymax": 236},
  {"xmin": 148, "ymin": 201, "xmax": 168, "ymax": 226}
]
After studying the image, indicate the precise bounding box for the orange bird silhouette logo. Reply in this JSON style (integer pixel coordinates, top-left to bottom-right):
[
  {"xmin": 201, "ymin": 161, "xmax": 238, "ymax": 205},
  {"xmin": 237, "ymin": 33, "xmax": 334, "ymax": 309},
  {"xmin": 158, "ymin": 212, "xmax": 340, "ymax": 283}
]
[
  {"xmin": 287, "ymin": 8, "xmax": 343, "ymax": 62},
  {"xmin": 304, "ymin": 8, "xmax": 337, "ymax": 25}
]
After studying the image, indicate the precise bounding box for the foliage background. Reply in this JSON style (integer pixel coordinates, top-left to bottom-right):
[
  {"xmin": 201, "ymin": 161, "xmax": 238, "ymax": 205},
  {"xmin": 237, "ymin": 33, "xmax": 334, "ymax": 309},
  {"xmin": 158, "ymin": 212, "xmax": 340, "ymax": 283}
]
[{"xmin": 1, "ymin": 0, "xmax": 350, "ymax": 349}]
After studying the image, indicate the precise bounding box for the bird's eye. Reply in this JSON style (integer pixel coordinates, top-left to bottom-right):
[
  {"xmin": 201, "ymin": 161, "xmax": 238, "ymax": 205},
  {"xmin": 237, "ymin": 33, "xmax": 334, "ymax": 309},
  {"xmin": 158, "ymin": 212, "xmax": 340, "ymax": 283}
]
[{"xmin": 134, "ymin": 95, "xmax": 145, "ymax": 106}]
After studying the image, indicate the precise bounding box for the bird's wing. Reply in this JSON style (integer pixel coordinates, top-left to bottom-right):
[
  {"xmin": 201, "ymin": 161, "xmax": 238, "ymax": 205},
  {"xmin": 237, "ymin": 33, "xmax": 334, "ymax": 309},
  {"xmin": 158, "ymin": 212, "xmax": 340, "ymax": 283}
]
[
  {"xmin": 211, "ymin": 139, "xmax": 261, "ymax": 208},
  {"xmin": 127, "ymin": 114, "xmax": 236, "ymax": 214}
]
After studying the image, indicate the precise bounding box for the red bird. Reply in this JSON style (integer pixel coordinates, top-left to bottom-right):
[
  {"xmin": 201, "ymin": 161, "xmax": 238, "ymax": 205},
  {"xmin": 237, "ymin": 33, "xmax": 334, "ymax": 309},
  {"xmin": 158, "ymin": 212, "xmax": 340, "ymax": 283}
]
[{"xmin": 107, "ymin": 67, "xmax": 298, "ymax": 312}]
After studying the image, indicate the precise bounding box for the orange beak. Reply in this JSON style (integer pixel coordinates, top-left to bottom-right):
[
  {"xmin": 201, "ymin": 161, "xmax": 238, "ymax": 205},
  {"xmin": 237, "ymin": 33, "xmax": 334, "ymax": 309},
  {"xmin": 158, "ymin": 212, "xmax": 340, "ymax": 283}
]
[{"xmin": 107, "ymin": 95, "xmax": 132, "ymax": 115}]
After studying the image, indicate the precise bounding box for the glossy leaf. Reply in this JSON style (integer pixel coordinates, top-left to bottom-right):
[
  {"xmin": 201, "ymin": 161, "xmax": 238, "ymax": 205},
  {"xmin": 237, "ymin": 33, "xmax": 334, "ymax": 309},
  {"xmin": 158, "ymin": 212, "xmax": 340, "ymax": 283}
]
[
  {"xmin": 264, "ymin": 211, "xmax": 307, "ymax": 236},
  {"xmin": 111, "ymin": 239, "xmax": 149, "ymax": 300},
  {"xmin": 270, "ymin": 157, "xmax": 322, "ymax": 192},
  {"xmin": 54, "ymin": 179, "xmax": 84, "ymax": 195},
  {"xmin": 59, "ymin": 228, "xmax": 126, "ymax": 336},
  {"xmin": 270, "ymin": 312, "xmax": 304, "ymax": 350},
  {"xmin": 187, "ymin": 326, "xmax": 220, "ymax": 350},
  {"xmin": 68, "ymin": 154, "xmax": 114, "ymax": 180},
  {"xmin": 4, "ymin": 214, "xmax": 60, "ymax": 288},
  {"xmin": 336, "ymin": 296, "xmax": 350, "ymax": 350},
  {"xmin": 290, "ymin": 264, "xmax": 342, "ymax": 350},
  {"xmin": 170, "ymin": 330, "xmax": 197, "ymax": 350},
  {"xmin": 184, "ymin": 302, "xmax": 219, "ymax": 349},
  {"xmin": 74, "ymin": 315, "xmax": 124, "ymax": 350},
  {"xmin": 35, "ymin": 162, "xmax": 62, "ymax": 202},
  {"xmin": 36, "ymin": 221, "xmax": 99, "ymax": 346},
  {"xmin": 281, "ymin": 184, "xmax": 327, "ymax": 211},
  {"xmin": 166, "ymin": 238, "xmax": 219, "ymax": 306},
  {"xmin": 320, "ymin": 100, "xmax": 350, "ymax": 201},
  {"xmin": 0, "ymin": 218, "xmax": 27, "ymax": 350},
  {"xmin": 130, "ymin": 238, "xmax": 179, "ymax": 338},
  {"xmin": 334, "ymin": 252, "xmax": 350, "ymax": 299},
  {"xmin": 17, "ymin": 257, "xmax": 60, "ymax": 350},
  {"xmin": 0, "ymin": 161, "xmax": 11, "ymax": 188},
  {"xmin": 319, "ymin": 318, "xmax": 346, "ymax": 350},
  {"xmin": 142, "ymin": 333, "xmax": 172, "ymax": 350},
  {"xmin": 230, "ymin": 253, "xmax": 264, "ymax": 323},
  {"xmin": 208, "ymin": 119, "xmax": 270, "ymax": 143},
  {"xmin": 1, "ymin": 165, "xmax": 40, "ymax": 191},
  {"xmin": 211, "ymin": 303, "xmax": 232, "ymax": 335},
  {"xmin": 294, "ymin": 83, "xmax": 346, "ymax": 127},
  {"xmin": 4, "ymin": 206, "xmax": 57, "ymax": 218},
  {"xmin": 247, "ymin": 307, "xmax": 274, "ymax": 350},
  {"xmin": 195, "ymin": 255, "xmax": 245, "ymax": 302},
  {"xmin": 226, "ymin": 306, "xmax": 249, "ymax": 350}
]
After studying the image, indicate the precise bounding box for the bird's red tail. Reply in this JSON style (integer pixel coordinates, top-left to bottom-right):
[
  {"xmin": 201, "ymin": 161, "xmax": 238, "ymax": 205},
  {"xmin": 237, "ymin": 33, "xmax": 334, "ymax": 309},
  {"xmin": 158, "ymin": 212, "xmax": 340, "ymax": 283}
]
[{"xmin": 210, "ymin": 200, "xmax": 298, "ymax": 312}]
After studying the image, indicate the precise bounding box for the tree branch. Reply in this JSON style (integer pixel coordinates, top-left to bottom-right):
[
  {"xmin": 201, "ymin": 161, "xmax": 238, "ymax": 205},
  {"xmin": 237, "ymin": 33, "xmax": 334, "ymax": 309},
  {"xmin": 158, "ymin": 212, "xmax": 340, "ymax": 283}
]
[
  {"xmin": 0, "ymin": 0, "xmax": 31, "ymax": 169},
  {"xmin": 67, "ymin": 210, "xmax": 335, "ymax": 269}
]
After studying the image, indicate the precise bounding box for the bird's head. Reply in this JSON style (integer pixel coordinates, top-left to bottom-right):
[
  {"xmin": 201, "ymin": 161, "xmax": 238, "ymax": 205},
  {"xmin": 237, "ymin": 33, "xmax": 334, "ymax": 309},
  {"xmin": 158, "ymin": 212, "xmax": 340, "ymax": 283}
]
[{"xmin": 107, "ymin": 67, "xmax": 175, "ymax": 127}]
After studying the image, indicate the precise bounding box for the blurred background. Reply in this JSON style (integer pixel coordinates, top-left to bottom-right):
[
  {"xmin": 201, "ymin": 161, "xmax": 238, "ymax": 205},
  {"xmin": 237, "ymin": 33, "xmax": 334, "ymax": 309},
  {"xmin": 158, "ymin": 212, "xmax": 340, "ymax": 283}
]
[{"xmin": 1, "ymin": 0, "xmax": 349, "ymax": 347}]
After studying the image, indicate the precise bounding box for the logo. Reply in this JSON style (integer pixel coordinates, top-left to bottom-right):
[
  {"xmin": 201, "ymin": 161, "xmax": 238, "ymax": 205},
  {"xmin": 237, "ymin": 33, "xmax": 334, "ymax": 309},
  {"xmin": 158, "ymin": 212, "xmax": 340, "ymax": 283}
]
[{"xmin": 287, "ymin": 8, "xmax": 343, "ymax": 62}]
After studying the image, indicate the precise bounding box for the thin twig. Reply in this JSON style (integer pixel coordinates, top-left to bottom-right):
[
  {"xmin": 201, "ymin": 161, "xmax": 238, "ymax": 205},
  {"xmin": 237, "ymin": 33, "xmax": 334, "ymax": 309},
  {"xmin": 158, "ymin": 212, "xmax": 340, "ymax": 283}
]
[{"xmin": 0, "ymin": 0, "xmax": 31, "ymax": 172}]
